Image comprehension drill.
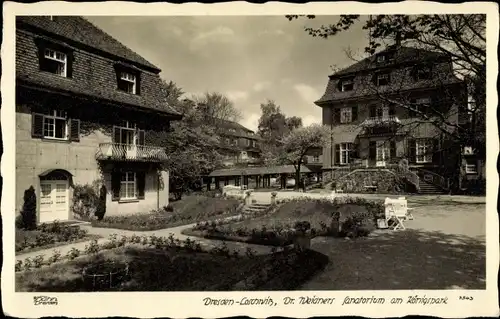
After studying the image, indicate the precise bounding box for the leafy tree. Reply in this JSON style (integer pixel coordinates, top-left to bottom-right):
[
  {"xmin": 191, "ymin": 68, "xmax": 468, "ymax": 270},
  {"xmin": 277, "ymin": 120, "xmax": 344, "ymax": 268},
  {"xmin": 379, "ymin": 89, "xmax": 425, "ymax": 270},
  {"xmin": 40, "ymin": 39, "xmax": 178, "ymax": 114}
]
[
  {"xmin": 270, "ymin": 124, "xmax": 331, "ymax": 190},
  {"xmin": 287, "ymin": 14, "xmax": 486, "ymax": 157},
  {"xmin": 193, "ymin": 92, "xmax": 242, "ymax": 127},
  {"xmin": 148, "ymin": 82, "xmax": 222, "ymax": 199},
  {"xmin": 257, "ymin": 100, "xmax": 304, "ymax": 165}
]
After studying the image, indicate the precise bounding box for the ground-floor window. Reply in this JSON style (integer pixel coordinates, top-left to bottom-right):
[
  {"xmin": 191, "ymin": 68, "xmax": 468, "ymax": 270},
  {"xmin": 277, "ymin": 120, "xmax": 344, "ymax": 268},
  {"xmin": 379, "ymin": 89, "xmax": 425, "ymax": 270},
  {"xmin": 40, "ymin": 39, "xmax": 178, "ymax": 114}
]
[
  {"xmin": 112, "ymin": 171, "xmax": 146, "ymax": 201},
  {"xmin": 335, "ymin": 143, "xmax": 353, "ymax": 165},
  {"xmin": 416, "ymin": 139, "xmax": 433, "ymax": 163},
  {"xmin": 120, "ymin": 172, "xmax": 136, "ymax": 199},
  {"xmin": 465, "ymin": 159, "xmax": 478, "ymax": 174}
]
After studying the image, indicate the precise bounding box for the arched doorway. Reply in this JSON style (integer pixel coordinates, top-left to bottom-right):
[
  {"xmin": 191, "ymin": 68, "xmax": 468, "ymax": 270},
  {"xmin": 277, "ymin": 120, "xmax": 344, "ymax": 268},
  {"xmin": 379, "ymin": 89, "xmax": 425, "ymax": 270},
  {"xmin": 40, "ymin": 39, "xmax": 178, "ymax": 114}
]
[{"xmin": 38, "ymin": 169, "xmax": 73, "ymax": 223}]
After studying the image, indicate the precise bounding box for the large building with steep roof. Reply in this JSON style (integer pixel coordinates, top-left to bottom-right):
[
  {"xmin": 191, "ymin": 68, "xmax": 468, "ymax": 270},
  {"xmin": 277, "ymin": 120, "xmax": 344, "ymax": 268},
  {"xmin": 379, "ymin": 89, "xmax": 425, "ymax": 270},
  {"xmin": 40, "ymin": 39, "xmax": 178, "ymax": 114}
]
[
  {"xmin": 315, "ymin": 44, "xmax": 481, "ymax": 194},
  {"xmin": 15, "ymin": 16, "xmax": 180, "ymax": 222}
]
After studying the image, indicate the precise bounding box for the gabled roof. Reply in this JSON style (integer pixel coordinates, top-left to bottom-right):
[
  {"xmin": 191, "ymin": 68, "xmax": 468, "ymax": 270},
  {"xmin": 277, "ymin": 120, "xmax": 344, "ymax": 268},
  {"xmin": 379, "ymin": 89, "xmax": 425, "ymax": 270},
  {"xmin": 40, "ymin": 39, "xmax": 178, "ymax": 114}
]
[
  {"xmin": 332, "ymin": 46, "xmax": 449, "ymax": 78},
  {"xmin": 17, "ymin": 16, "xmax": 160, "ymax": 72}
]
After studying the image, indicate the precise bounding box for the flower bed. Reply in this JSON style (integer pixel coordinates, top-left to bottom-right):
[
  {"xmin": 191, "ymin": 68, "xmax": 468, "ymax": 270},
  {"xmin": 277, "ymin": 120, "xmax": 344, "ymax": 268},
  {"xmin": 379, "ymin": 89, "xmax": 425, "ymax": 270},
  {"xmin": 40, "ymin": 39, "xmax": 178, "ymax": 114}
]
[
  {"xmin": 184, "ymin": 197, "xmax": 385, "ymax": 246},
  {"xmin": 16, "ymin": 233, "xmax": 329, "ymax": 291},
  {"xmin": 91, "ymin": 196, "xmax": 242, "ymax": 231},
  {"xmin": 15, "ymin": 221, "xmax": 99, "ymax": 255}
]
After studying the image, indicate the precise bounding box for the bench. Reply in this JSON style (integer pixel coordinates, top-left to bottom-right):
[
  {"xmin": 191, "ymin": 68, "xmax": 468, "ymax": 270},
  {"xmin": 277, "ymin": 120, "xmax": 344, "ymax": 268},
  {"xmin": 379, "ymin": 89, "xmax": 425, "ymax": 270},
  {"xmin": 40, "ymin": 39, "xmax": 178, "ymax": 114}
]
[{"xmin": 364, "ymin": 185, "xmax": 378, "ymax": 192}]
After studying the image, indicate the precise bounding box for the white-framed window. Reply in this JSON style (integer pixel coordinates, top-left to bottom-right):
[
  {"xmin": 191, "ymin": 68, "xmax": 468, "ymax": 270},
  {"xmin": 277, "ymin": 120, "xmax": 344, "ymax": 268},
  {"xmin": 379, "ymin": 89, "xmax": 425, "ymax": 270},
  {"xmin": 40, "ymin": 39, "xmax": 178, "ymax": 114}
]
[
  {"xmin": 246, "ymin": 139, "xmax": 251, "ymax": 146},
  {"xmin": 465, "ymin": 162, "xmax": 477, "ymax": 174},
  {"xmin": 341, "ymin": 79, "xmax": 354, "ymax": 92},
  {"xmin": 43, "ymin": 48, "xmax": 67, "ymax": 77},
  {"xmin": 312, "ymin": 155, "xmax": 320, "ymax": 163},
  {"xmin": 43, "ymin": 110, "xmax": 68, "ymax": 140},
  {"xmin": 416, "ymin": 139, "xmax": 433, "ymax": 163},
  {"xmin": 376, "ymin": 55, "xmax": 386, "ymax": 63},
  {"xmin": 340, "ymin": 143, "xmax": 352, "ymax": 164},
  {"xmin": 463, "ymin": 146, "xmax": 474, "ymax": 155},
  {"xmin": 118, "ymin": 71, "xmax": 136, "ymax": 94},
  {"xmin": 376, "ymin": 73, "xmax": 390, "ymax": 86},
  {"xmin": 116, "ymin": 121, "xmax": 137, "ymax": 145},
  {"xmin": 120, "ymin": 172, "xmax": 137, "ymax": 199},
  {"xmin": 340, "ymin": 107, "xmax": 352, "ymax": 123},
  {"xmin": 228, "ymin": 128, "xmax": 236, "ymax": 133}
]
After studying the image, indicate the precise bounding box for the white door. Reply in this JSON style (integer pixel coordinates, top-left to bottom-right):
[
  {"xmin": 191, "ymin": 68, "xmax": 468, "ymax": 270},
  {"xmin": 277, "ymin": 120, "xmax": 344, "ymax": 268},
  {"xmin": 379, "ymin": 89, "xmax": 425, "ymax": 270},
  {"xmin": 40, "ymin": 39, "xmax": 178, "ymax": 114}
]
[
  {"xmin": 376, "ymin": 141, "xmax": 388, "ymax": 167},
  {"xmin": 39, "ymin": 180, "xmax": 69, "ymax": 223}
]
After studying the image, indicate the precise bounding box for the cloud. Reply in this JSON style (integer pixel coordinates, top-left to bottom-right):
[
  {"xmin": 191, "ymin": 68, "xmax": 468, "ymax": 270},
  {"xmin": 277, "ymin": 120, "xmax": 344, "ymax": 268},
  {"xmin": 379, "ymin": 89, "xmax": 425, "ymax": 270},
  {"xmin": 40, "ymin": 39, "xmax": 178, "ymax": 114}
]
[
  {"xmin": 239, "ymin": 112, "xmax": 260, "ymax": 132},
  {"xmin": 189, "ymin": 26, "xmax": 235, "ymax": 50},
  {"xmin": 226, "ymin": 90, "xmax": 249, "ymax": 102},
  {"xmin": 258, "ymin": 29, "xmax": 285, "ymax": 36},
  {"xmin": 302, "ymin": 115, "xmax": 321, "ymax": 127},
  {"xmin": 293, "ymin": 83, "xmax": 321, "ymax": 103},
  {"xmin": 252, "ymin": 81, "xmax": 272, "ymax": 92}
]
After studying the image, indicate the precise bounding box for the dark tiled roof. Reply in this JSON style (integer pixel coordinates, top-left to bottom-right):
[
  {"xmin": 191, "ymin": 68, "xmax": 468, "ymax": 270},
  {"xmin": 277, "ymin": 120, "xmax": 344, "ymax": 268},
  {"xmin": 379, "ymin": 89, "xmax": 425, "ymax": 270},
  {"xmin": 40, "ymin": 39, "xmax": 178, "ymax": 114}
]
[
  {"xmin": 17, "ymin": 72, "xmax": 181, "ymax": 117},
  {"xmin": 332, "ymin": 46, "xmax": 448, "ymax": 77},
  {"xmin": 215, "ymin": 118, "xmax": 261, "ymax": 140},
  {"xmin": 17, "ymin": 16, "xmax": 160, "ymax": 72},
  {"xmin": 316, "ymin": 76, "xmax": 462, "ymax": 105}
]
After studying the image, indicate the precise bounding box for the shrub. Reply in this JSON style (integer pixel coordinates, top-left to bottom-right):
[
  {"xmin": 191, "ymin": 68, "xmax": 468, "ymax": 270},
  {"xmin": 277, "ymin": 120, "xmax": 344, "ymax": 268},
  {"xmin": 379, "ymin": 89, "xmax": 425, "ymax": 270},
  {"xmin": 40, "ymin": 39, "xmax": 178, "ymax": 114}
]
[
  {"xmin": 20, "ymin": 186, "xmax": 37, "ymax": 230},
  {"xmin": 72, "ymin": 183, "xmax": 99, "ymax": 220},
  {"xmin": 95, "ymin": 185, "xmax": 107, "ymax": 221},
  {"xmin": 164, "ymin": 204, "xmax": 174, "ymax": 212}
]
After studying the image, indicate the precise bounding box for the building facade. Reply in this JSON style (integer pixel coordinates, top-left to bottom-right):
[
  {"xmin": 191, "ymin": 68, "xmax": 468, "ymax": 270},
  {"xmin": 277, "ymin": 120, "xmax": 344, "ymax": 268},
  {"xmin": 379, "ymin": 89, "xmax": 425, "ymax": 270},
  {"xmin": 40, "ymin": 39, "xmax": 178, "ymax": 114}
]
[
  {"xmin": 216, "ymin": 119, "xmax": 262, "ymax": 168},
  {"xmin": 315, "ymin": 45, "xmax": 476, "ymax": 193},
  {"xmin": 15, "ymin": 16, "xmax": 181, "ymax": 223}
]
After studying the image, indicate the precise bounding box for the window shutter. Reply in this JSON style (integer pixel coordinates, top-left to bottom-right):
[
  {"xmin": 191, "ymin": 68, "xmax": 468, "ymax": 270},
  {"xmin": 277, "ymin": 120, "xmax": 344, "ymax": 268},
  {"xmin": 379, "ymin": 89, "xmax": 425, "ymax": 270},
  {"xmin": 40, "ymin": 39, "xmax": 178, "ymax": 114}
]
[
  {"xmin": 371, "ymin": 73, "xmax": 377, "ymax": 86},
  {"xmin": 336, "ymin": 80, "xmax": 343, "ymax": 92},
  {"xmin": 113, "ymin": 126, "xmax": 121, "ymax": 144},
  {"xmin": 387, "ymin": 72, "xmax": 391, "ymax": 84},
  {"xmin": 32, "ymin": 113, "xmax": 44, "ymax": 138},
  {"xmin": 333, "ymin": 108, "xmax": 341, "ymax": 124},
  {"xmin": 390, "ymin": 141, "xmax": 396, "ymax": 159},
  {"xmin": 111, "ymin": 172, "xmax": 121, "ymax": 201},
  {"xmin": 35, "ymin": 39, "xmax": 47, "ymax": 72},
  {"xmin": 334, "ymin": 144, "xmax": 341, "ymax": 165},
  {"xmin": 69, "ymin": 119, "xmax": 80, "ymax": 142},
  {"xmin": 369, "ymin": 105, "xmax": 377, "ymax": 118},
  {"xmin": 369, "ymin": 141, "xmax": 376, "ymax": 160},
  {"xmin": 409, "ymin": 99, "xmax": 416, "ymax": 117},
  {"xmin": 351, "ymin": 106, "xmax": 358, "ymax": 122},
  {"xmin": 135, "ymin": 72, "xmax": 141, "ymax": 95},
  {"xmin": 432, "ymin": 139, "xmax": 439, "ymax": 164},
  {"xmin": 137, "ymin": 129, "xmax": 145, "ymax": 146},
  {"xmin": 410, "ymin": 66, "xmax": 418, "ymax": 81},
  {"xmin": 351, "ymin": 143, "xmax": 358, "ymax": 159},
  {"xmin": 137, "ymin": 171, "xmax": 146, "ymax": 199},
  {"xmin": 66, "ymin": 51, "xmax": 74, "ymax": 78},
  {"xmin": 408, "ymin": 139, "xmax": 416, "ymax": 163}
]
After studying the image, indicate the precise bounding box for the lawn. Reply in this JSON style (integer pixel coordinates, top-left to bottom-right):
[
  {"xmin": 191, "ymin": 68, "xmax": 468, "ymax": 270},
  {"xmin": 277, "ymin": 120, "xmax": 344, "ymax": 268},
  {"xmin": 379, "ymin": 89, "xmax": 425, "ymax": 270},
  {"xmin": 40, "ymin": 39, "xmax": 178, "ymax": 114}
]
[
  {"xmin": 16, "ymin": 245, "xmax": 329, "ymax": 291},
  {"xmin": 91, "ymin": 195, "xmax": 242, "ymax": 231},
  {"xmin": 15, "ymin": 222, "xmax": 100, "ymax": 255},
  {"xmin": 184, "ymin": 197, "xmax": 385, "ymax": 246},
  {"xmin": 300, "ymin": 198, "xmax": 486, "ymax": 290}
]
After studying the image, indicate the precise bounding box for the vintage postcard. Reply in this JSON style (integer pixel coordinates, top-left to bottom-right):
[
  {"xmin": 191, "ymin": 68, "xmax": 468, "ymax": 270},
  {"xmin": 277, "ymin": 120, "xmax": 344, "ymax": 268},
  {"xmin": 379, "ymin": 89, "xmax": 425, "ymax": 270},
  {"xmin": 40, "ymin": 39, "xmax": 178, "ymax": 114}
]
[{"xmin": 1, "ymin": 1, "xmax": 499, "ymax": 318}]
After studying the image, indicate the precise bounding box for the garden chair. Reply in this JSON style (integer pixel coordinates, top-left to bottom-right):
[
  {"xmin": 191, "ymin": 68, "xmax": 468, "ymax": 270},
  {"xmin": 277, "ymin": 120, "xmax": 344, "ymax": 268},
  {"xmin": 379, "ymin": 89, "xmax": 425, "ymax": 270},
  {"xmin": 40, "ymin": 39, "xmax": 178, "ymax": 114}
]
[
  {"xmin": 397, "ymin": 197, "xmax": 414, "ymax": 220},
  {"xmin": 384, "ymin": 198, "xmax": 406, "ymax": 230}
]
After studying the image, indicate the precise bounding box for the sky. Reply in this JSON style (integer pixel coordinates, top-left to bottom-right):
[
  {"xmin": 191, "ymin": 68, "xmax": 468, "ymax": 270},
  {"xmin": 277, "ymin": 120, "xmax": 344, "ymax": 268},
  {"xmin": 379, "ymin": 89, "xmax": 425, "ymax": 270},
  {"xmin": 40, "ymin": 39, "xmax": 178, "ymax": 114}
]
[{"xmin": 86, "ymin": 16, "xmax": 369, "ymax": 131}]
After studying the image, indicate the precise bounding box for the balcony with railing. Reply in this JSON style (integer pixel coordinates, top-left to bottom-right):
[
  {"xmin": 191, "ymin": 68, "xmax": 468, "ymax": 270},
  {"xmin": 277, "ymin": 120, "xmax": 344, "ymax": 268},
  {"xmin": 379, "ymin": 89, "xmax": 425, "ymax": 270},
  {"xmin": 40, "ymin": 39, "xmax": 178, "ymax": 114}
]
[
  {"xmin": 96, "ymin": 143, "xmax": 169, "ymax": 162},
  {"xmin": 361, "ymin": 115, "xmax": 401, "ymax": 127}
]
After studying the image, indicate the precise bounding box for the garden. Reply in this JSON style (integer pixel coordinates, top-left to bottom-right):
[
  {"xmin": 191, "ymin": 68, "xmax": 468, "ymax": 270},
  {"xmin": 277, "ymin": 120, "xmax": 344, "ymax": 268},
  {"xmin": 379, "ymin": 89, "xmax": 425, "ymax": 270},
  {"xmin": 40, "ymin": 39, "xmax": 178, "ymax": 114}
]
[
  {"xmin": 182, "ymin": 196, "xmax": 385, "ymax": 246},
  {"xmin": 15, "ymin": 234, "xmax": 329, "ymax": 292},
  {"xmin": 15, "ymin": 186, "xmax": 99, "ymax": 255},
  {"xmin": 90, "ymin": 195, "xmax": 243, "ymax": 231}
]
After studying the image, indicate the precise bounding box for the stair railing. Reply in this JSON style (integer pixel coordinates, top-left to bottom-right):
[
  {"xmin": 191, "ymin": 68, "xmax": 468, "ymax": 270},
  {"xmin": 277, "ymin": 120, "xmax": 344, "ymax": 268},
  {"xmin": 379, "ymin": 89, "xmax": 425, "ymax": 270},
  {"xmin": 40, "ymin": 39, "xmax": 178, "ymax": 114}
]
[{"xmin": 414, "ymin": 168, "xmax": 450, "ymax": 191}]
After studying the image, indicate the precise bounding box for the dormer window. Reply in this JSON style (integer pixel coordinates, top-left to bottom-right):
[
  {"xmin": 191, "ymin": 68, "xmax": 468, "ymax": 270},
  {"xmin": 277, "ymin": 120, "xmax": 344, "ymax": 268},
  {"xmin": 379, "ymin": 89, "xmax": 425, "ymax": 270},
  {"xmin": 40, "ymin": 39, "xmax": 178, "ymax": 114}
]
[
  {"xmin": 416, "ymin": 66, "xmax": 432, "ymax": 81},
  {"xmin": 376, "ymin": 73, "xmax": 390, "ymax": 86},
  {"xmin": 43, "ymin": 48, "xmax": 67, "ymax": 77},
  {"xmin": 118, "ymin": 72, "xmax": 136, "ymax": 94},
  {"xmin": 341, "ymin": 79, "xmax": 354, "ymax": 92},
  {"xmin": 376, "ymin": 55, "xmax": 386, "ymax": 63}
]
